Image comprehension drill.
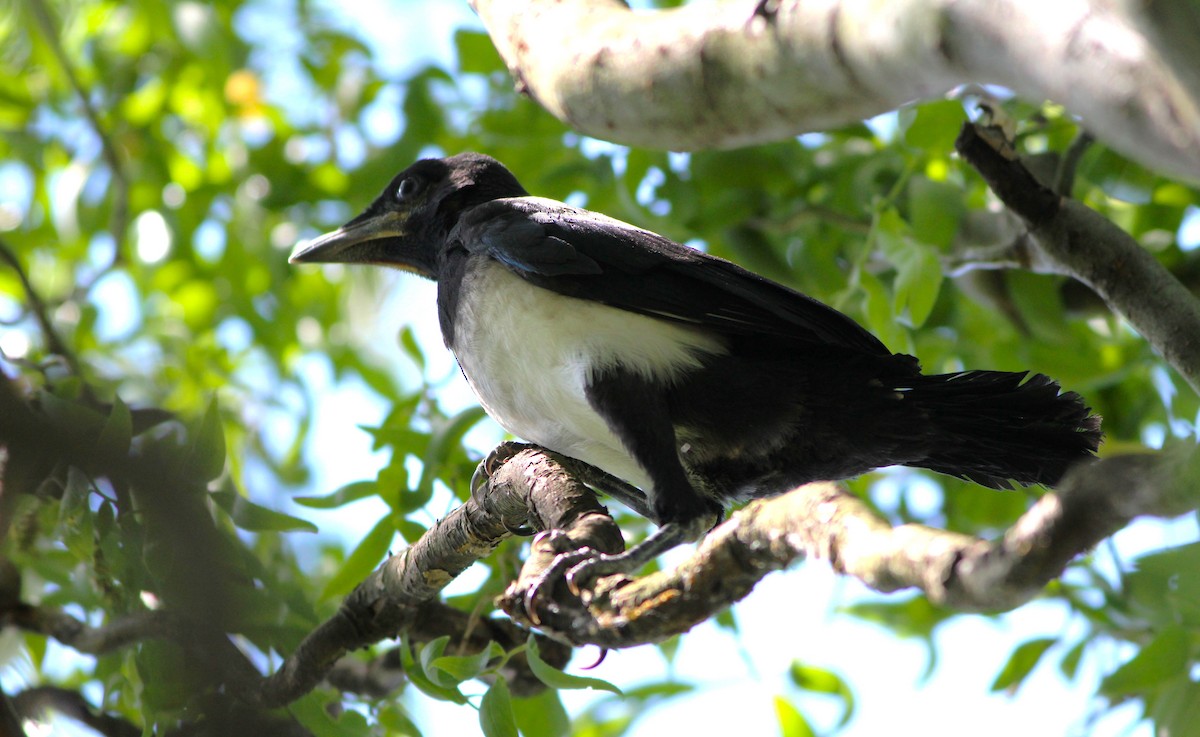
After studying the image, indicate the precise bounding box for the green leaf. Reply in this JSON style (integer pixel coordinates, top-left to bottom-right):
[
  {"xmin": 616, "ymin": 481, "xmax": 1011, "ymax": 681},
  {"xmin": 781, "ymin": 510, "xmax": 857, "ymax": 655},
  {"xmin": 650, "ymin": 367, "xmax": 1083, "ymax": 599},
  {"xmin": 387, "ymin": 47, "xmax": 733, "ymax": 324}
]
[
  {"xmin": 901, "ymin": 99, "xmax": 966, "ymax": 154},
  {"xmin": 187, "ymin": 397, "xmax": 226, "ymax": 482},
  {"xmin": 399, "ymin": 635, "xmax": 469, "ymax": 704},
  {"xmin": 512, "ymin": 688, "xmax": 570, "ymax": 737},
  {"xmin": 58, "ymin": 467, "xmax": 94, "ymax": 561},
  {"xmin": 38, "ymin": 391, "xmax": 104, "ymax": 438},
  {"xmin": 479, "ymin": 677, "xmax": 519, "ymax": 737},
  {"xmin": 411, "ymin": 405, "xmax": 487, "ymax": 510},
  {"xmin": 788, "ymin": 662, "xmax": 856, "ymax": 728},
  {"xmin": 289, "ymin": 691, "xmax": 369, "ymax": 737},
  {"xmin": 418, "ymin": 636, "xmax": 459, "ymax": 688},
  {"xmin": 1101, "ymin": 626, "xmax": 1191, "ymax": 697},
  {"xmin": 294, "ymin": 480, "xmax": 377, "ymax": 509},
  {"xmin": 526, "ymin": 636, "xmax": 622, "ymax": 695},
  {"xmin": 876, "ymin": 209, "xmax": 943, "ymax": 328},
  {"xmin": 773, "ymin": 695, "xmax": 816, "ymax": 737},
  {"xmin": 990, "ymin": 637, "xmax": 1056, "ymax": 694},
  {"xmin": 454, "ymin": 29, "xmax": 504, "ymax": 75},
  {"xmin": 320, "ymin": 516, "xmax": 395, "ymax": 600},
  {"xmin": 908, "ymin": 175, "xmax": 964, "ymax": 248},
  {"xmin": 95, "ymin": 395, "xmax": 132, "ymax": 459},
  {"xmin": 398, "ymin": 325, "xmax": 426, "ymax": 371},
  {"xmin": 1059, "ymin": 638, "xmax": 1087, "ymax": 681},
  {"xmin": 1125, "ymin": 542, "xmax": 1200, "ymax": 628},
  {"xmin": 430, "ymin": 641, "xmax": 505, "ymax": 683},
  {"xmin": 377, "ymin": 703, "xmax": 424, "ymax": 737},
  {"xmin": 1149, "ymin": 677, "xmax": 1200, "ymax": 737},
  {"xmin": 209, "ymin": 487, "xmax": 318, "ymax": 533}
]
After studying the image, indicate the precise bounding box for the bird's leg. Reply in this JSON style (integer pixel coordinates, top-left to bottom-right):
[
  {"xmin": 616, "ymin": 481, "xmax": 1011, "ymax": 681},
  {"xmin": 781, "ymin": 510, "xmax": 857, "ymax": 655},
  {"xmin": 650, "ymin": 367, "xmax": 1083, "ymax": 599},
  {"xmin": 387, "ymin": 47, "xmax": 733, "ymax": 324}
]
[
  {"xmin": 551, "ymin": 367, "xmax": 722, "ymax": 593},
  {"xmin": 553, "ymin": 456, "xmax": 654, "ymax": 520}
]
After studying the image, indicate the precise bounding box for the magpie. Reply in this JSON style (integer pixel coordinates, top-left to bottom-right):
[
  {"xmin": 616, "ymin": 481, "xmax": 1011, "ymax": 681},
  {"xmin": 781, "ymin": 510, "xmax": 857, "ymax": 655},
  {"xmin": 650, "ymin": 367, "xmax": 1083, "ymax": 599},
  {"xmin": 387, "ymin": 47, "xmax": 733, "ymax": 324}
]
[{"xmin": 290, "ymin": 152, "xmax": 1102, "ymax": 581}]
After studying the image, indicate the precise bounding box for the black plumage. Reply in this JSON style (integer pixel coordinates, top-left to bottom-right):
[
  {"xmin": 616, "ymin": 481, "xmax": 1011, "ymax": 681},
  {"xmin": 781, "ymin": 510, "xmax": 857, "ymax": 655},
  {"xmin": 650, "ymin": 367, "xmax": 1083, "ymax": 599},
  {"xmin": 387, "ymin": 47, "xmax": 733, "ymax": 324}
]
[{"xmin": 290, "ymin": 152, "xmax": 1102, "ymax": 572}]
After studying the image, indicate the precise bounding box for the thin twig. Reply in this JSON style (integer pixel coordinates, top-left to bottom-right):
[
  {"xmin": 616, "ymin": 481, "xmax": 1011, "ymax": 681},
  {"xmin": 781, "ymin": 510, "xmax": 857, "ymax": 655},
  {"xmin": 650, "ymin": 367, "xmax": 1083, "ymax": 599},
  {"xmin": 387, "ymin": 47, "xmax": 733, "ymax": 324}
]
[
  {"xmin": 956, "ymin": 121, "xmax": 1200, "ymax": 394},
  {"xmin": 1054, "ymin": 130, "xmax": 1094, "ymax": 196},
  {"xmin": 28, "ymin": 0, "xmax": 130, "ymax": 257},
  {"xmin": 0, "ymin": 238, "xmax": 92, "ymax": 398}
]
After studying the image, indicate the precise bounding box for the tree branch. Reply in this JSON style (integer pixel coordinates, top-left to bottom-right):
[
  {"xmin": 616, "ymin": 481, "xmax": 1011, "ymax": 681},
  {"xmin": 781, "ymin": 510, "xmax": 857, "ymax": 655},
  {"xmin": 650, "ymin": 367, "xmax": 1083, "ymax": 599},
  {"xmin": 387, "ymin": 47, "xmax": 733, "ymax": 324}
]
[
  {"xmin": 0, "ymin": 237, "xmax": 92, "ymax": 396},
  {"xmin": 28, "ymin": 0, "xmax": 130, "ymax": 253},
  {"xmin": 470, "ymin": 0, "xmax": 1200, "ymax": 180},
  {"xmin": 258, "ymin": 447, "xmax": 585, "ymax": 706},
  {"xmin": 496, "ymin": 450, "xmax": 1198, "ymax": 647},
  {"xmin": 955, "ymin": 120, "xmax": 1200, "ymax": 394}
]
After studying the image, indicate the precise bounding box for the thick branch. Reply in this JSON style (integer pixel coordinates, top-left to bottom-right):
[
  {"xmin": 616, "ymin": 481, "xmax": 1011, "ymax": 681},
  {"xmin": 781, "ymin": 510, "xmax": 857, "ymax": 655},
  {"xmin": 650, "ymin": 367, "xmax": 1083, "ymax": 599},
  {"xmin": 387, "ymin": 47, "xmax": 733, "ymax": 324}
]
[
  {"xmin": 471, "ymin": 0, "xmax": 1200, "ymax": 180},
  {"xmin": 497, "ymin": 451, "xmax": 1198, "ymax": 647},
  {"xmin": 258, "ymin": 447, "xmax": 585, "ymax": 706},
  {"xmin": 956, "ymin": 121, "xmax": 1200, "ymax": 394}
]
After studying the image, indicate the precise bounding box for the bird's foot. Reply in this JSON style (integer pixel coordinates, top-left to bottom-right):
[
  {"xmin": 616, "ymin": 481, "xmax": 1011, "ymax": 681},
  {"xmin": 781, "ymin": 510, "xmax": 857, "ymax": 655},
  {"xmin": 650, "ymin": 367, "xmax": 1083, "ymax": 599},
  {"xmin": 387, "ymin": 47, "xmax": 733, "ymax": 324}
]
[
  {"xmin": 470, "ymin": 441, "xmax": 534, "ymax": 498},
  {"xmin": 521, "ymin": 530, "xmax": 597, "ymax": 626},
  {"xmin": 470, "ymin": 441, "xmax": 537, "ymax": 535},
  {"xmin": 563, "ymin": 514, "xmax": 715, "ymax": 596}
]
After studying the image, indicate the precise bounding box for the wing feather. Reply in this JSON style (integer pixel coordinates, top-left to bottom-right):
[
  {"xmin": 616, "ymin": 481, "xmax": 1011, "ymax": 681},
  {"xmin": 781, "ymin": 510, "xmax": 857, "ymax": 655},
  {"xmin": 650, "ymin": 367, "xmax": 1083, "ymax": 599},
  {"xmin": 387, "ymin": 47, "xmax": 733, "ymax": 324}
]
[{"xmin": 454, "ymin": 197, "xmax": 890, "ymax": 356}]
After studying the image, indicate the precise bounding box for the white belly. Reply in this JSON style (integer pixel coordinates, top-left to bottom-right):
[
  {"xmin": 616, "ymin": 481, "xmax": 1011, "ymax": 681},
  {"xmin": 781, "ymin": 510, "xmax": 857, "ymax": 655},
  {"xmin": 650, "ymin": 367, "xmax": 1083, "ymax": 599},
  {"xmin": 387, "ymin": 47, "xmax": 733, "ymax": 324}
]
[{"xmin": 451, "ymin": 261, "xmax": 725, "ymax": 490}]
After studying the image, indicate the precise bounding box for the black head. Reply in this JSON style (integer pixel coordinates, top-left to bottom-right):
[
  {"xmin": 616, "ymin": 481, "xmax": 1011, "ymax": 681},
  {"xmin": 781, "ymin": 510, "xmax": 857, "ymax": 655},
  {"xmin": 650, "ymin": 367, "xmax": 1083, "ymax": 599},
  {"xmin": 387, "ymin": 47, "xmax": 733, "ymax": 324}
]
[{"xmin": 288, "ymin": 152, "xmax": 527, "ymax": 279}]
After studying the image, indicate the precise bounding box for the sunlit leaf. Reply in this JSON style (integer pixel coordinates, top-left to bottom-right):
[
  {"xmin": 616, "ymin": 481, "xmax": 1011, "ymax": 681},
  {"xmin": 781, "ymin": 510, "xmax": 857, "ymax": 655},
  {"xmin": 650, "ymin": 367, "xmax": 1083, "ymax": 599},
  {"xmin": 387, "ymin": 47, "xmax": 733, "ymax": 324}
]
[
  {"xmin": 526, "ymin": 635, "xmax": 622, "ymax": 695},
  {"xmin": 319, "ymin": 516, "xmax": 396, "ymax": 600},
  {"xmin": 512, "ymin": 688, "xmax": 571, "ymax": 737},
  {"xmin": 480, "ymin": 677, "xmax": 519, "ymax": 737},
  {"xmin": 399, "ymin": 635, "xmax": 469, "ymax": 705},
  {"xmin": 1100, "ymin": 626, "xmax": 1190, "ymax": 697},
  {"xmin": 210, "ymin": 487, "xmax": 318, "ymax": 533},
  {"xmin": 773, "ymin": 695, "xmax": 816, "ymax": 737},
  {"xmin": 788, "ymin": 662, "xmax": 856, "ymax": 728},
  {"xmin": 294, "ymin": 480, "xmax": 377, "ymax": 509},
  {"xmin": 990, "ymin": 637, "xmax": 1056, "ymax": 694}
]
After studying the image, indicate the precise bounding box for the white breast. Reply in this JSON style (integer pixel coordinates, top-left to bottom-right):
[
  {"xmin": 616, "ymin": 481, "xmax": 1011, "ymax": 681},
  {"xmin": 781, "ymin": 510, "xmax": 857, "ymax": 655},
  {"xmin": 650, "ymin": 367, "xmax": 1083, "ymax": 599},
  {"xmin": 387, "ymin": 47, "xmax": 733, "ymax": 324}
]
[{"xmin": 451, "ymin": 260, "xmax": 725, "ymax": 490}]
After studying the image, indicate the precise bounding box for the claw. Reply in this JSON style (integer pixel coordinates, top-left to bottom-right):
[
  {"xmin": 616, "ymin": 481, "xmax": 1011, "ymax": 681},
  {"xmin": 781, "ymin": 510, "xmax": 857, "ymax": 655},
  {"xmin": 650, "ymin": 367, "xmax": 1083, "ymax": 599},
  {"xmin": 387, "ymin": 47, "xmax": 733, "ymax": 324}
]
[
  {"xmin": 469, "ymin": 461, "xmax": 490, "ymax": 498},
  {"xmin": 523, "ymin": 542, "xmax": 593, "ymax": 625},
  {"xmin": 581, "ymin": 647, "xmax": 609, "ymax": 670},
  {"xmin": 470, "ymin": 441, "xmax": 532, "ymax": 501}
]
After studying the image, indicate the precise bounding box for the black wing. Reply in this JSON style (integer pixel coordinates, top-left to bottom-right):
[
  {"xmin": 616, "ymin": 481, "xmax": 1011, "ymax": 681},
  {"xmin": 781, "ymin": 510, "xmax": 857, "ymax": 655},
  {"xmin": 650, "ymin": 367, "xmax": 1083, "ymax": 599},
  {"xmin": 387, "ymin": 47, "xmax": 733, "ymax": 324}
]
[{"xmin": 454, "ymin": 196, "xmax": 890, "ymax": 356}]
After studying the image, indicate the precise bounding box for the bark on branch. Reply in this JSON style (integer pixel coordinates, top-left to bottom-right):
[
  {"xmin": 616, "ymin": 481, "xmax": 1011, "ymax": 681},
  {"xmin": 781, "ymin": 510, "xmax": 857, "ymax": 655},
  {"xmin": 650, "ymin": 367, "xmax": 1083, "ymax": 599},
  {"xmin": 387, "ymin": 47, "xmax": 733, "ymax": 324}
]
[
  {"xmin": 495, "ymin": 449, "xmax": 1199, "ymax": 647},
  {"xmin": 470, "ymin": 0, "xmax": 1200, "ymax": 181},
  {"xmin": 954, "ymin": 120, "xmax": 1200, "ymax": 394}
]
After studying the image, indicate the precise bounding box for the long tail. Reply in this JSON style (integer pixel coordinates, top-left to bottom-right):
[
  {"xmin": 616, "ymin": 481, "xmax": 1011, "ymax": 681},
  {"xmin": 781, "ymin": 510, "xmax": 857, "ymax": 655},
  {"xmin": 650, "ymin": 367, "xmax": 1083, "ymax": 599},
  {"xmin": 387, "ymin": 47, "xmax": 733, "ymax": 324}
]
[{"xmin": 900, "ymin": 370, "xmax": 1102, "ymax": 488}]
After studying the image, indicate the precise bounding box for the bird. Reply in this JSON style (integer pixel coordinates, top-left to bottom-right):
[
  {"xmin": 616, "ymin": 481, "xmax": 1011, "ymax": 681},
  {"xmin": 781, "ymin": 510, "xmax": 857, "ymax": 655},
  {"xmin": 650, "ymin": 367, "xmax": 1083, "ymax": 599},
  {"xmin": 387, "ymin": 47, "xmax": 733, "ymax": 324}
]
[{"xmin": 289, "ymin": 152, "xmax": 1102, "ymax": 583}]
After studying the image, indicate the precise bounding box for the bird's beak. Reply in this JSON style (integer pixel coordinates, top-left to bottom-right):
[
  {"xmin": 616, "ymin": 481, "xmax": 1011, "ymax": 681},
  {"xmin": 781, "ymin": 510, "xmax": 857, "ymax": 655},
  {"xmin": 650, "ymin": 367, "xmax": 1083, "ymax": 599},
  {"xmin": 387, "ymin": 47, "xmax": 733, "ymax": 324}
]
[{"xmin": 288, "ymin": 211, "xmax": 407, "ymax": 265}]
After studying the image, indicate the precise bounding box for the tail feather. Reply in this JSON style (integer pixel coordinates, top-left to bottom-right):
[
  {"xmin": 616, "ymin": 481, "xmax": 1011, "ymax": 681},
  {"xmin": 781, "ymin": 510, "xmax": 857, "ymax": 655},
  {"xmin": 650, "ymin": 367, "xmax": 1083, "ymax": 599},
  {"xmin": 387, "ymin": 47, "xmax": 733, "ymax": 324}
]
[{"xmin": 900, "ymin": 370, "xmax": 1102, "ymax": 488}]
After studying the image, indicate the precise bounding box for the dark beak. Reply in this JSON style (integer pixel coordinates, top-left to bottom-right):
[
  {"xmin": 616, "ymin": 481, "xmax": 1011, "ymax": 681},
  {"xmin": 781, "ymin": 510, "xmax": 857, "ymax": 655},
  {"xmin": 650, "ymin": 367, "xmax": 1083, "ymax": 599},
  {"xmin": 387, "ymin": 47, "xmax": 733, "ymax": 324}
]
[{"xmin": 288, "ymin": 210, "xmax": 407, "ymax": 264}]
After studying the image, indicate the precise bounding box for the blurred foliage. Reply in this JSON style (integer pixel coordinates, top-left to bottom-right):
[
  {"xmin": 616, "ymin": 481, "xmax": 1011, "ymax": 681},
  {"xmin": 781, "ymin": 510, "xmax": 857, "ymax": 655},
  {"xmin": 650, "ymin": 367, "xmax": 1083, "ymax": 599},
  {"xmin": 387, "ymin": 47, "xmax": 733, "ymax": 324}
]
[{"xmin": 0, "ymin": 0, "xmax": 1199, "ymax": 735}]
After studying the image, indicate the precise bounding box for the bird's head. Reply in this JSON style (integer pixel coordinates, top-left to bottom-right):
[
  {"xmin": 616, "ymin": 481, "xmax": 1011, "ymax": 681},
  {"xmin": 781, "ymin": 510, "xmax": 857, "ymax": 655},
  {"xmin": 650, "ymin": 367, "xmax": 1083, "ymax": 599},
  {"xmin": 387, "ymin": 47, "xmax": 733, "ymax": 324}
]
[{"xmin": 288, "ymin": 152, "xmax": 527, "ymax": 278}]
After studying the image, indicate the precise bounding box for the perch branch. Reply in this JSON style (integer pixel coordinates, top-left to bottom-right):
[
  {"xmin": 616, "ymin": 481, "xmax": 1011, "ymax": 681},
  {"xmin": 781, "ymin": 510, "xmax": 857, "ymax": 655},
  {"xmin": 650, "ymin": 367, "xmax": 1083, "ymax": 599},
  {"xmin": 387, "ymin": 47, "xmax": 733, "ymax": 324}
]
[
  {"xmin": 258, "ymin": 446, "xmax": 588, "ymax": 706},
  {"xmin": 496, "ymin": 451, "xmax": 1198, "ymax": 647}
]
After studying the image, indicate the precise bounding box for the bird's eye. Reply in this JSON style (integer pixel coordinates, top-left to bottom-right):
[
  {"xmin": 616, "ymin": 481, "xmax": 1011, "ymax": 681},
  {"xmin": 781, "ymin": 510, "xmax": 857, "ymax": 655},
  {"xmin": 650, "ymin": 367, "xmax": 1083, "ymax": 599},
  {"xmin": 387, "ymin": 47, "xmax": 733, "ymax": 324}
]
[{"xmin": 396, "ymin": 177, "xmax": 420, "ymax": 200}]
